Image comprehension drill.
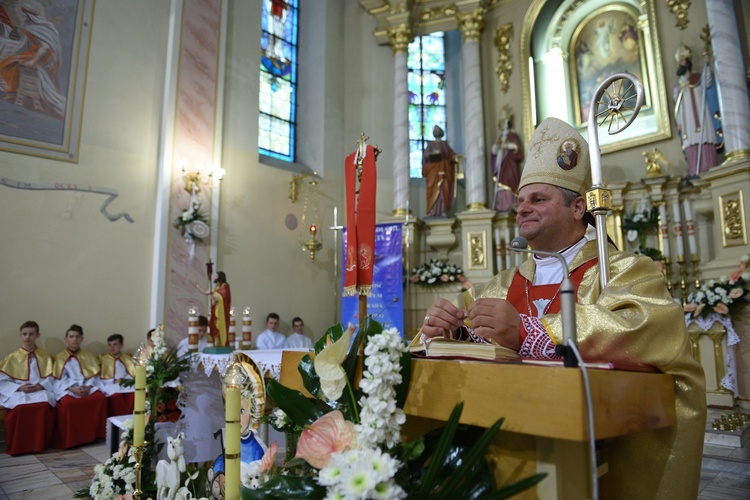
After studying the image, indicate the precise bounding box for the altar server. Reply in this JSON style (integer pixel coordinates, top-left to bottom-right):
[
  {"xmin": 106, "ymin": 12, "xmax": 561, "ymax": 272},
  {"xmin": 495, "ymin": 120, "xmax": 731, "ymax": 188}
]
[
  {"xmin": 99, "ymin": 333, "xmax": 135, "ymax": 417},
  {"xmin": 0, "ymin": 321, "xmax": 56, "ymax": 455},
  {"xmin": 53, "ymin": 324, "xmax": 107, "ymax": 449}
]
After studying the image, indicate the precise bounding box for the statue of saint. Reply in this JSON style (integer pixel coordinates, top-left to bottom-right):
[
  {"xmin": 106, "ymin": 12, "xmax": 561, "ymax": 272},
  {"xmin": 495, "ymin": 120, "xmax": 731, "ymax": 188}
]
[
  {"xmin": 490, "ymin": 108, "xmax": 524, "ymax": 212},
  {"xmin": 422, "ymin": 125, "xmax": 457, "ymax": 217}
]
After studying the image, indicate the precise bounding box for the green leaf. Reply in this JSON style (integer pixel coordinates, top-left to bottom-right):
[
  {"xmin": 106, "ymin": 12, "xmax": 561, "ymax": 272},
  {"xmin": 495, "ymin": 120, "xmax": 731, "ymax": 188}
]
[
  {"xmin": 416, "ymin": 402, "xmax": 464, "ymax": 498},
  {"xmin": 266, "ymin": 379, "xmax": 325, "ymax": 426},
  {"xmin": 314, "ymin": 323, "xmax": 345, "ymax": 354},
  {"xmin": 297, "ymin": 354, "xmax": 322, "ymax": 399},
  {"xmin": 240, "ymin": 475, "xmax": 325, "ymax": 499},
  {"xmin": 395, "ymin": 348, "xmax": 411, "ymax": 408}
]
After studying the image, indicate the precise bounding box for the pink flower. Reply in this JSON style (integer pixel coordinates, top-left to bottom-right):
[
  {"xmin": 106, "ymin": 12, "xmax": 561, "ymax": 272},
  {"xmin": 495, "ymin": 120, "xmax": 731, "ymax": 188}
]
[
  {"xmin": 410, "ymin": 275, "xmax": 419, "ymax": 283},
  {"xmin": 713, "ymin": 303, "xmax": 729, "ymax": 315},
  {"xmin": 295, "ymin": 411, "xmax": 356, "ymax": 469},
  {"xmin": 684, "ymin": 303, "xmax": 698, "ymax": 312},
  {"xmin": 440, "ymin": 274, "xmax": 449, "ymax": 282},
  {"xmin": 729, "ymin": 287, "xmax": 745, "ymax": 299},
  {"xmin": 730, "ymin": 270, "xmax": 742, "ymax": 282},
  {"xmin": 261, "ymin": 441, "xmax": 277, "ymax": 473}
]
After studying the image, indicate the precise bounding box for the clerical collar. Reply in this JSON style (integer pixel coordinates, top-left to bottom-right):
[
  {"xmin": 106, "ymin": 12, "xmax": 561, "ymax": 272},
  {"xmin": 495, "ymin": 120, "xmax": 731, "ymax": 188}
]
[{"xmin": 532, "ymin": 237, "xmax": 588, "ymax": 285}]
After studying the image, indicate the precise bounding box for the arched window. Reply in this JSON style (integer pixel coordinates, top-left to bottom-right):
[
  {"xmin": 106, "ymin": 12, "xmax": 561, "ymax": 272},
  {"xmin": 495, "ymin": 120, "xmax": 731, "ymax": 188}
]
[
  {"xmin": 408, "ymin": 32, "xmax": 446, "ymax": 178},
  {"xmin": 259, "ymin": 0, "xmax": 299, "ymax": 162}
]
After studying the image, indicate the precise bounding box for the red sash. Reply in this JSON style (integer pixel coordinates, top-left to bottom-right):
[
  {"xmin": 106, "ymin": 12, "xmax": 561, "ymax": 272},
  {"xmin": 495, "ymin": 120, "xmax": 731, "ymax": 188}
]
[
  {"xmin": 507, "ymin": 257, "xmax": 598, "ymax": 344},
  {"xmin": 344, "ymin": 144, "xmax": 377, "ymax": 296}
]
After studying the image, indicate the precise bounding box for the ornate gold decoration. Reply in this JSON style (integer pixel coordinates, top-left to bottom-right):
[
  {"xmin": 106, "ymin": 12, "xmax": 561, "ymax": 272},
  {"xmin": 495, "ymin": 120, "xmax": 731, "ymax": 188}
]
[
  {"xmin": 419, "ymin": 4, "xmax": 457, "ymax": 22},
  {"xmin": 467, "ymin": 231, "xmax": 488, "ymax": 270},
  {"xmin": 586, "ymin": 187, "xmax": 612, "ymax": 211},
  {"xmin": 456, "ymin": 9, "xmax": 485, "ymax": 42},
  {"xmin": 719, "ymin": 191, "xmax": 747, "ymax": 247},
  {"xmin": 466, "ymin": 202, "xmax": 487, "ymax": 211},
  {"xmin": 688, "ymin": 331, "xmax": 701, "ymax": 363},
  {"xmin": 494, "ymin": 23, "xmax": 513, "ymax": 93},
  {"xmin": 289, "ymin": 171, "xmax": 318, "ymax": 203},
  {"xmin": 643, "ymin": 148, "xmax": 668, "ymax": 178},
  {"xmin": 387, "ymin": 23, "xmax": 414, "ymax": 53},
  {"xmin": 708, "ymin": 331, "xmax": 729, "ymax": 393},
  {"xmin": 666, "ymin": 0, "xmax": 691, "ymax": 30}
]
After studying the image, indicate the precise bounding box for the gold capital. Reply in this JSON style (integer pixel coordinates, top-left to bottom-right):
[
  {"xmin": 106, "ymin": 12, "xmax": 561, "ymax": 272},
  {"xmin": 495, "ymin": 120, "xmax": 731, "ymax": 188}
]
[
  {"xmin": 387, "ymin": 24, "xmax": 414, "ymax": 53},
  {"xmin": 457, "ymin": 9, "xmax": 485, "ymax": 42}
]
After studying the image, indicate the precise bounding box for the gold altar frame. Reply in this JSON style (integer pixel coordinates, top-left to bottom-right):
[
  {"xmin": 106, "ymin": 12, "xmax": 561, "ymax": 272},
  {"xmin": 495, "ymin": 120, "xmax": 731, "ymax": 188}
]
[
  {"xmin": 520, "ymin": 0, "xmax": 671, "ymax": 153},
  {"xmin": 719, "ymin": 191, "xmax": 748, "ymax": 247}
]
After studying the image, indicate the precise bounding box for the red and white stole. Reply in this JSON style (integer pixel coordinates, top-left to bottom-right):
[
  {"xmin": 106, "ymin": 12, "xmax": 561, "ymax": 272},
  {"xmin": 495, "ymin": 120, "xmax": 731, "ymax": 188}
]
[{"xmin": 344, "ymin": 144, "xmax": 377, "ymax": 296}]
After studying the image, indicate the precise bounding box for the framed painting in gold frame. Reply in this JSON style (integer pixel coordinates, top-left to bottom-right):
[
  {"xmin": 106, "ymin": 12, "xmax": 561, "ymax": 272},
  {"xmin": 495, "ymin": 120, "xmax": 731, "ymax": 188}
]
[{"xmin": 0, "ymin": 0, "xmax": 94, "ymax": 162}]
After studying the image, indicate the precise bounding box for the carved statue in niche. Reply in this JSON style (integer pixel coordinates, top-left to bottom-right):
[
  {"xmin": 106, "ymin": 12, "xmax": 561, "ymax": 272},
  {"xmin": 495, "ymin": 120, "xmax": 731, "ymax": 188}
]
[{"xmin": 490, "ymin": 106, "xmax": 524, "ymax": 212}]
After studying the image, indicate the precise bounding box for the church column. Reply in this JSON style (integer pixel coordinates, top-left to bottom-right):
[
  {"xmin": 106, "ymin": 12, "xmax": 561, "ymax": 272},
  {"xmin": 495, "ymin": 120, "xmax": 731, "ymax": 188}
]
[
  {"xmin": 706, "ymin": 0, "xmax": 750, "ymax": 163},
  {"xmin": 387, "ymin": 24, "xmax": 414, "ymax": 216},
  {"xmin": 457, "ymin": 8, "xmax": 487, "ymax": 210}
]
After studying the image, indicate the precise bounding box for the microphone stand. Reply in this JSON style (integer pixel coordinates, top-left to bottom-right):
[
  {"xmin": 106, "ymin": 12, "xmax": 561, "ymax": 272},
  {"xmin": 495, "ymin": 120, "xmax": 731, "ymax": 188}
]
[{"xmin": 510, "ymin": 237, "xmax": 578, "ymax": 367}]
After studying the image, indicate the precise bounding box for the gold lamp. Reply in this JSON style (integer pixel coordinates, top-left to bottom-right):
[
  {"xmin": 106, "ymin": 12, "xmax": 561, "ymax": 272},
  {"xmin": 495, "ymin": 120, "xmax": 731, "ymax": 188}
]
[{"xmin": 180, "ymin": 159, "xmax": 226, "ymax": 195}]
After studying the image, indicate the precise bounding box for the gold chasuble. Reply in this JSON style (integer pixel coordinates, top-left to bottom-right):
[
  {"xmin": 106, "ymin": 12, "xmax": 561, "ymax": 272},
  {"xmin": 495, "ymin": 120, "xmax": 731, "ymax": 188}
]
[
  {"xmin": 457, "ymin": 241, "xmax": 706, "ymax": 500},
  {"xmin": 0, "ymin": 347, "xmax": 55, "ymax": 380},
  {"xmin": 54, "ymin": 349, "xmax": 101, "ymax": 380},
  {"xmin": 99, "ymin": 353, "xmax": 135, "ymax": 380}
]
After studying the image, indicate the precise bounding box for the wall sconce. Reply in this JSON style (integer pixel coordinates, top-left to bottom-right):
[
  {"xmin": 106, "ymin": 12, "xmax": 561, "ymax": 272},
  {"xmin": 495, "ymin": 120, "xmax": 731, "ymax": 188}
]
[
  {"xmin": 180, "ymin": 159, "xmax": 226, "ymax": 194},
  {"xmin": 289, "ymin": 171, "xmax": 318, "ymax": 203}
]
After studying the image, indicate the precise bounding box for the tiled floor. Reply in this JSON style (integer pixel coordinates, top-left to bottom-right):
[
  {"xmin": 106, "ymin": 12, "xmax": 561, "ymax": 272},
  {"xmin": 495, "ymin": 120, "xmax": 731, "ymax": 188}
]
[{"xmin": 0, "ymin": 425, "xmax": 749, "ymax": 498}]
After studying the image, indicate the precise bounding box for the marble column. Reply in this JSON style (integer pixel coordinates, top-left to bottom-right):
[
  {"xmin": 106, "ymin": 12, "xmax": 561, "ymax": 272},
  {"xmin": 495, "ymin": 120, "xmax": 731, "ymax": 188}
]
[
  {"xmin": 387, "ymin": 24, "xmax": 414, "ymax": 216},
  {"xmin": 457, "ymin": 9, "xmax": 487, "ymax": 210},
  {"xmin": 707, "ymin": 0, "xmax": 750, "ymax": 162}
]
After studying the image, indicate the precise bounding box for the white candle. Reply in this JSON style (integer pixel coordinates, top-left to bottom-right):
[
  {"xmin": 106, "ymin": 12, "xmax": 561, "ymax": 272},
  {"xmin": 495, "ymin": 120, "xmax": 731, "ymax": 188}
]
[
  {"xmin": 672, "ymin": 202, "xmax": 684, "ymax": 258},
  {"xmin": 224, "ymin": 386, "xmax": 241, "ymax": 500},
  {"xmin": 133, "ymin": 365, "xmax": 146, "ymax": 446},
  {"xmin": 504, "ymin": 226, "xmax": 511, "ymax": 269},
  {"xmin": 242, "ymin": 308, "xmax": 252, "ymax": 349},
  {"xmin": 494, "ymin": 228, "xmax": 502, "ymax": 272},
  {"xmin": 658, "ymin": 204, "xmax": 670, "ymax": 259},
  {"xmin": 682, "ymin": 199, "xmax": 698, "ymax": 257}
]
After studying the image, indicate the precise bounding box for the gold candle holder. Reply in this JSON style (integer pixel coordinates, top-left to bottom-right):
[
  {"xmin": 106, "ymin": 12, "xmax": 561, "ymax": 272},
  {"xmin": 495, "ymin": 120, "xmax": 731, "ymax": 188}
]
[
  {"xmin": 662, "ymin": 257, "xmax": 672, "ymax": 292},
  {"xmin": 691, "ymin": 253, "xmax": 701, "ymax": 291},
  {"xmin": 677, "ymin": 255, "xmax": 687, "ymax": 306},
  {"xmin": 134, "ymin": 442, "xmax": 147, "ymax": 499}
]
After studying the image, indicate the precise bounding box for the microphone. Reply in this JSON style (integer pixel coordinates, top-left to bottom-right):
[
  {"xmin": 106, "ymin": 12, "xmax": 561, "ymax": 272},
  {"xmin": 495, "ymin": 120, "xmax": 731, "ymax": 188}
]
[{"xmin": 510, "ymin": 236, "xmax": 578, "ymax": 367}]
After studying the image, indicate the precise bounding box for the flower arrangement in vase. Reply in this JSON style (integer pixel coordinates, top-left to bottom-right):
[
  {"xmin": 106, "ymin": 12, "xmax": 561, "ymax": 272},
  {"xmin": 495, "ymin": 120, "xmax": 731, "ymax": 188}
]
[
  {"xmin": 410, "ymin": 259, "xmax": 468, "ymax": 288},
  {"xmin": 685, "ymin": 254, "xmax": 749, "ymax": 319}
]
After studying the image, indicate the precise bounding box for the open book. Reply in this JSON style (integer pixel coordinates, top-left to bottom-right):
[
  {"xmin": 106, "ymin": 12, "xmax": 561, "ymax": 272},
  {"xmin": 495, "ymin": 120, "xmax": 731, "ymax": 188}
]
[{"xmin": 409, "ymin": 335, "xmax": 520, "ymax": 361}]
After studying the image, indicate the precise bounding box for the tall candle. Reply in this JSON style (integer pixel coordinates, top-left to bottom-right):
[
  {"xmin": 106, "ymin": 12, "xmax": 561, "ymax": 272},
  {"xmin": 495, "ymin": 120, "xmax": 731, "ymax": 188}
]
[
  {"xmin": 658, "ymin": 204, "xmax": 670, "ymax": 258},
  {"xmin": 133, "ymin": 365, "xmax": 146, "ymax": 446},
  {"xmin": 228, "ymin": 308, "xmax": 236, "ymax": 348},
  {"xmin": 224, "ymin": 387, "xmax": 241, "ymax": 500},
  {"xmin": 188, "ymin": 311, "xmax": 198, "ymax": 352},
  {"xmin": 672, "ymin": 202, "xmax": 684, "ymax": 258},
  {"xmin": 494, "ymin": 227, "xmax": 502, "ymax": 273},
  {"xmin": 682, "ymin": 199, "xmax": 698, "ymax": 257},
  {"xmin": 242, "ymin": 308, "xmax": 252, "ymax": 349}
]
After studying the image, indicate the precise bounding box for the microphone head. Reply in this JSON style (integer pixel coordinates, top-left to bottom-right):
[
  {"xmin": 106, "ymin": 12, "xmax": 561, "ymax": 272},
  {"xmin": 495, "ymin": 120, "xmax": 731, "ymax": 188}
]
[{"xmin": 510, "ymin": 236, "xmax": 528, "ymax": 249}]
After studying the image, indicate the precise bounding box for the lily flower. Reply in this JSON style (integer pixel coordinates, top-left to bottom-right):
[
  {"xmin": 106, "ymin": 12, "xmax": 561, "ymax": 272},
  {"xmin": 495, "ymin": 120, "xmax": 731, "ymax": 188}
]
[
  {"xmin": 314, "ymin": 328, "xmax": 352, "ymax": 401},
  {"xmin": 295, "ymin": 411, "xmax": 357, "ymax": 469}
]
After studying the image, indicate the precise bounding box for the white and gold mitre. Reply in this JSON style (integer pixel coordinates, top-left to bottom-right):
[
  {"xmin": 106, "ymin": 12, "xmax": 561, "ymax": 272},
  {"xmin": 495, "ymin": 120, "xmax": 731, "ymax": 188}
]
[{"xmin": 519, "ymin": 117, "xmax": 592, "ymax": 196}]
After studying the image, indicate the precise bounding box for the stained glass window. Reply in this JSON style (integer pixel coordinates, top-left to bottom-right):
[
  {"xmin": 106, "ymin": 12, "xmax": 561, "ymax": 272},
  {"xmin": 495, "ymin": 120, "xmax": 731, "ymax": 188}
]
[
  {"xmin": 259, "ymin": 0, "xmax": 299, "ymax": 162},
  {"xmin": 408, "ymin": 32, "xmax": 446, "ymax": 178}
]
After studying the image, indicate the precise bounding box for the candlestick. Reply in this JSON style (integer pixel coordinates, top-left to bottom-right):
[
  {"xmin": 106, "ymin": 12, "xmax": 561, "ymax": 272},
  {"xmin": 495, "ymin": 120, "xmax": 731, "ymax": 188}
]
[
  {"xmin": 228, "ymin": 308, "xmax": 236, "ymax": 348},
  {"xmin": 677, "ymin": 255, "xmax": 688, "ymax": 306},
  {"xmin": 657, "ymin": 203, "xmax": 670, "ymax": 259},
  {"xmin": 691, "ymin": 254, "xmax": 701, "ymax": 291},
  {"xmin": 133, "ymin": 364, "xmax": 146, "ymax": 446},
  {"xmin": 662, "ymin": 257, "xmax": 673, "ymax": 292},
  {"xmin": 133, "ymin": 442, "xmax": 145, "ymax": 499},
  {"xmin": 672, "ymin": 202, "xmax": 684, "ymax": 259},
  {"xmin": 242, "ymin": 307, "xmax": 252, "ymax": 349},
  {"xmin": 225, "ymin": 386, "xmax": 241, "ymax": 500},
  {"xmin": 682, "ymin": 199, "xmax": 698, "ymax": 257}
]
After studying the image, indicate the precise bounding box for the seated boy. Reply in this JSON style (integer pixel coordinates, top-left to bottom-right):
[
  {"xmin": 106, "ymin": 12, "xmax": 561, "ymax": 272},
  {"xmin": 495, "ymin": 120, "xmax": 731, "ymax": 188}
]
[
  {"xmin": 176, "ymin": 315, "xmax": 209, "ymax": 357},
  {"xmin": 53, "ymin": 324, "xmax": 107, "ymax": 449},
  {"xmin": 99, "ymin": 333, "xmax": 135, "ymax": 417},
  {"xmin": 0, "ymin": 321, "xmax": 56, "ymax": 455}
]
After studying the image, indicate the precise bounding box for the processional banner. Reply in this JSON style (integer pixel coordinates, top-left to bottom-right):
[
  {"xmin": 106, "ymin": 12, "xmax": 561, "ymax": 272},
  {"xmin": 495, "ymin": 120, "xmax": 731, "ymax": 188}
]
[{"xmin": 341, "ymin": 223, "xmax": 404, "ymax": 336}]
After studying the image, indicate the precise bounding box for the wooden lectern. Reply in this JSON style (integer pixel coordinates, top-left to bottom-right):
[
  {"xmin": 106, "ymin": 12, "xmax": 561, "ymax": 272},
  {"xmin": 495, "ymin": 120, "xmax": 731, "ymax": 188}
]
[{"xmin": 279, "ymin": 352, "xmax": 676, "ymax": 499}]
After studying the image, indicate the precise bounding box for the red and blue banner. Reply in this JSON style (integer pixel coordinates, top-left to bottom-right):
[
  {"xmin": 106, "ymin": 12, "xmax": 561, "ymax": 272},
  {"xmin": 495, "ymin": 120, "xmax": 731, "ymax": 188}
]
[{"xmin": 341, "ymin": 223, "xmax": 404, "ymax": 336}]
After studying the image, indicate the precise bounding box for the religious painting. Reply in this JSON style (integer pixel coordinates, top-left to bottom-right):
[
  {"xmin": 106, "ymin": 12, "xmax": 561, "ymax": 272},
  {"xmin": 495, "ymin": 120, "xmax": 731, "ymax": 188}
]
[
  {"xmin": 0, "ymin": 0, "xmax": 93, "ymax": 162},
  {"xmin": 569, "ymin": 5, "xmax": 647, "ymax": 126},
  {"xmin": 521, "ymin": 0, "xmax": 671, "ymax": 154}
]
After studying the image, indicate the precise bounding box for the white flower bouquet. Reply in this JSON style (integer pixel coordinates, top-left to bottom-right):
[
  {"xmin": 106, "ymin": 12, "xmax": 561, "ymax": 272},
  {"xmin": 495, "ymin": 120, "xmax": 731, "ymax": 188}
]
[{"xmin": 410, "ymin": 259, "xmax": 467, "ymax": 287}]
